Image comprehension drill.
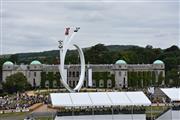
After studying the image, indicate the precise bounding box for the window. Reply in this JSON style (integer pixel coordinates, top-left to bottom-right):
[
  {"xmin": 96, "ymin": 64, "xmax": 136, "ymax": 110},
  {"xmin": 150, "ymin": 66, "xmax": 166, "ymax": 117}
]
[
  {"xmin": 34, "ymin": 72, "xmax": 36, "ymax": 77},
  {"xmin": 76, "ymin": 71, "xmax": 79, "ymax": 77},
  {"xmin": 45, "ymin": 80, "xmax": 49, "ymax": 88},
  {"xmin": 53, "ymin": 81, "xmax": 57, "ymax": 88},
  {"xmin": 84, "ymin": 81, "xmax": 86, "ymax": 87},
  {"xmin": 107, "ymin": 79, "xmax": 112, "ymax": 88},
  {"xmin": 123, "ymin": 77, "xmax": 126, "ymax": 88},
  {"xmin": 69, "ymin": 72, "xmax": 71, "ymax": 77},
  {"xmin": 119, "ymin": 72, "xmax": 121, "ymax": 76},
  {"xmin": 73, "ymin": 81, "xmax": 76, "ymax": 87},
  {"xmin": 99, "ymin": 80, "xmax": 104, "ymax": 87},
  {"xmin": 33, "ymin": 79, "xmax": 36, "ymax": 87},
  {"xmin": 85, "ymin": 72, "xmax": 87, "ymax": 76},
  {"xmin": 73, "ymin": 71, "xmax": 75, "ymax": 77}
]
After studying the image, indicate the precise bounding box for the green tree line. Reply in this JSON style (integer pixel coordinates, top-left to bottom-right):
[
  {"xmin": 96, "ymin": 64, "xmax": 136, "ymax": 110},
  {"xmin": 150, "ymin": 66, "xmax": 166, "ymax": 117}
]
[{"xmin": 0, "ymin": 44, "xmax": 180, "ymax": 87}]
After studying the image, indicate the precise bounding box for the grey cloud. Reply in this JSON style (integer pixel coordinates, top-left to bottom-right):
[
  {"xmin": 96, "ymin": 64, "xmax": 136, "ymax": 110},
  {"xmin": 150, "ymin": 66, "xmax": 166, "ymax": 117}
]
[{"xmin": 1, "ymin": 1, "xmax": 179, "ymax": 54}]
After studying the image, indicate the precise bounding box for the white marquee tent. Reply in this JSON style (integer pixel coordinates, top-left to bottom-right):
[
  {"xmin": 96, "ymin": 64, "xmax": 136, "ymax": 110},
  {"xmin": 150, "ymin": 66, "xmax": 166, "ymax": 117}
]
[
  {"xmin": 156, "ymin": 109, "xmax": 180, "ymax": 120},
  {"xmin": 161, "ymin": 88, "xmax": 180, "ymax": 102},
  {"xmin": 50, "ymin": 92, "xmax": 151, "ymax": 107}
]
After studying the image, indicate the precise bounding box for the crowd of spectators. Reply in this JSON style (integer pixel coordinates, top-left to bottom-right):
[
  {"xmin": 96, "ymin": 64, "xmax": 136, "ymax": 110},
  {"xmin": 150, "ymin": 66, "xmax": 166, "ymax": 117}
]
[{"xmin": 0, "ymin": 93, "xmax": 50, "ymax": 110}]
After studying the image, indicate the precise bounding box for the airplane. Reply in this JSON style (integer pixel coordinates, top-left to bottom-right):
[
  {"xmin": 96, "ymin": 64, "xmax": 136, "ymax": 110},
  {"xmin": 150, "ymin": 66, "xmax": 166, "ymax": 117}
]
[
  {"xmin": 65, "ymin": 27, "xmax": 70, "ymax": 35},
  {"xmin": 74, "ymin": 27, "xmax": 80, "ymax": 32}
]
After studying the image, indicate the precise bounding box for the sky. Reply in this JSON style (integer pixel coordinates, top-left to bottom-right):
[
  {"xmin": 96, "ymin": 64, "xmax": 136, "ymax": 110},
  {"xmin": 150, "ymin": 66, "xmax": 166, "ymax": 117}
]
[{"xmin": 0, "ymin": 0, "xmax": 179, "ymax": 54}]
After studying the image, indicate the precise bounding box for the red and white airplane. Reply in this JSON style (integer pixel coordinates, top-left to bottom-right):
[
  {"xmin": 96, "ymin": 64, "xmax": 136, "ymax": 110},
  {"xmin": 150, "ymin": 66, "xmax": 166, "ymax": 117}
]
[
  {"xmin": 65, "ymin": 27, "xmax": 80, "ymax": 36},
  {"xmin": 65, "ymin": 27, "xmax": 70, "ymax": 35}
]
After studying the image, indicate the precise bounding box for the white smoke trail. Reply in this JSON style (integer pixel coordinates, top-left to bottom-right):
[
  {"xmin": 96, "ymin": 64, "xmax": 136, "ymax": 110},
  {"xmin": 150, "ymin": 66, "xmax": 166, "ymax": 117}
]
[
  {"xmin": 63, "ymin": 32, "xmax": 77, "ymax": 59},
  {"xmin": 58, "ymin": 34, "xmax": 74, "ymax": 92},
  {"xmin": 59, "ymin": 28, "xmax": 79, "ymax": 92},
  {"xmin": 60, "ymin": 32, "xmax": 76, "ymax": 81}
]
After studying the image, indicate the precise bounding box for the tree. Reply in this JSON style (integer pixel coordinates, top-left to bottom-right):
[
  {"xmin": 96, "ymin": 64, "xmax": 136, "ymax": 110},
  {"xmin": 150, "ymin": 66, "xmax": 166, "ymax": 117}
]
[
  {"xmin": 166, "ymin": 69, "xmax": 179, "ymax": 87},
  {"xmin": 85, "ymin": 44, "xmax": 110, "ymax": 64},
  {"xmin": 3, "ymin": 72, "xmax": 31, "ymax": 93},
  {"xmin": 165, "ymin": 45, "xmax": 179, "ymax": 52},
  {"xmin": 9, "ymin": 54, "xmax": 18, "ymax": 64},
  {"xmin": 146, "ymin": 45, "xmax": 153, "ymax": 49}
]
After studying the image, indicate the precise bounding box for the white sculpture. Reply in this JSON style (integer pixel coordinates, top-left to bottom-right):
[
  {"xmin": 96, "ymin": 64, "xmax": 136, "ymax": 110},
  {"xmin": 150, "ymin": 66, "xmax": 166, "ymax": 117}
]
[{"xmin": 58, "ymin": 27, "xmax": 85, "ymax": 92}]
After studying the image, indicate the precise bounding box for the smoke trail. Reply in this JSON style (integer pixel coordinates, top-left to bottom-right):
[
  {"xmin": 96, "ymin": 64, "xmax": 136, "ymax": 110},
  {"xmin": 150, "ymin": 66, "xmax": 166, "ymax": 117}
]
[
  {"xmin": 63, "ymin": 32, "xmax": 77, "ymax": 59},
  {"xmin": 60, "ymin": 32, "xmax": 76, "ymax": 85}
]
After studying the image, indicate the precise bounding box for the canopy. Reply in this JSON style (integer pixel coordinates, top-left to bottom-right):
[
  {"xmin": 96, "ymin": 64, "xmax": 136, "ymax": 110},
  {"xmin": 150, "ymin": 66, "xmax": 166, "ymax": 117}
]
[
  {"xmin": 50, "ymin": 92, "xmax": 151, "ymax": 107},
  {"xmin": 161, "ymin": 88, "xmax": 180, "ymax": 102}
]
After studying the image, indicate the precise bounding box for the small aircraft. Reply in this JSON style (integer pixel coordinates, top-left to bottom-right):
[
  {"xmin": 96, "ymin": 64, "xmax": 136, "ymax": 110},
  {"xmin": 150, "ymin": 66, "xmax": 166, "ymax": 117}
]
[
  {"xmin": 65, "ymin": 27, "xmax": 70, "ymax": 35},
  {"xmin": 74, "ymin": 27, "xmax": 80, "ymax": 32}
]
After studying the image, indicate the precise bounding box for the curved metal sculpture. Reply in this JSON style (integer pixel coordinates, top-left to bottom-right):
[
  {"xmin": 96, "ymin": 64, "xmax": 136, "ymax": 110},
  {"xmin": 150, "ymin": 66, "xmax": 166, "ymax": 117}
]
[{"xmin": 58, "ymin": 27, "xmax": 85, "ymax": 92}]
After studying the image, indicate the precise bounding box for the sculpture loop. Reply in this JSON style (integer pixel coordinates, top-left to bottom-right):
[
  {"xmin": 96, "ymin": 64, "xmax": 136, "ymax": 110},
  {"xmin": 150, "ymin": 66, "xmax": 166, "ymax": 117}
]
[{"xmin": 58, "ymin": 27, "xmax": 85, "ymax": 92}]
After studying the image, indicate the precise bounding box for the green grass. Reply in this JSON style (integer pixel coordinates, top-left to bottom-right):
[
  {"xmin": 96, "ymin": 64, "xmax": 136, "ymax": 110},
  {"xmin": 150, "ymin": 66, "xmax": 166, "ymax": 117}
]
[
  {"xmin": 0, "ymin": 112, "xmax": 54, "ymax": 120},
  {"xmin": 0, "ymin": 112, "xmax": 29, "ymax": 117},
  {"xmin": 35, "ymin": 117, "xmax": 53, "ymax": 120},
  {"xmin": 145, "ymin": 106, "xmax": 170, "ymax": 118}
]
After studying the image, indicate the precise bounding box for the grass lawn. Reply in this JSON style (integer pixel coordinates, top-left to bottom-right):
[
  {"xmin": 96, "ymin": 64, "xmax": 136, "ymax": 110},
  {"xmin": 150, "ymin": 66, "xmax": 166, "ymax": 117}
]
[
  {"xmin": 0, "ymin": 112, "xmax": 29, "ymax": 120},
  {"xmin": 145, "ymin": 106, "xmax": 170, "ymax": 118},
  {"xmin": 0, "ymin": 112, "xmax": 28, "ymax": 117},
  {"xmin": 0, "ymin": 112, "xmax": 54, "ymax": 120},
  {"xmin": 27, "ymin": 116, "xmax": 54, "ymax": 120}
]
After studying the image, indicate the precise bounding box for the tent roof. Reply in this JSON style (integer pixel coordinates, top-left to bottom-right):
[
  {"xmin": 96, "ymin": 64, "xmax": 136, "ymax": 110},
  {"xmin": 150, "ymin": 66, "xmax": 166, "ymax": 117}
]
[
  {"xmin": 50, "ymin": 92, "xmax": 151, "ymax": 107},
  {"xmin": 126, "ymin": 92, "xmax": 152, "ymax": 106},
  {"xmin": 107, "ymin": 92, "xmax": 132, "ymax": 106},
  {"xmin": 161, "ymin": 88, "xmax": 180, "ymax": 102}
]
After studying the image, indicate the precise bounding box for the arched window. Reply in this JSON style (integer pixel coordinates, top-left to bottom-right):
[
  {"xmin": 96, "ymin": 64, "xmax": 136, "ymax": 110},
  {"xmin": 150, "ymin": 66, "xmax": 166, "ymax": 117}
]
[
  {"xmin": 123, "ymin": 77, "xmax": 126, "ymax": 88},
  {"xmin": 33, "ymin": 78, "xmax": 36, "ymax": 87},
  {"xmin": 73, "ymin": 81, "xmax": 76, "ymax": 87},
  {"xmin": 53, "ymin": 81, "xmax": 57, "ymax": 88},
  {"xmin": 99, "ymin": 79, "xmax": 104, "ymax": 88},
  {"xmin": 93, "ymin": 80, "xmax": 96, "ymax": 87},
  {"xmin": 69, "ymin": 71, "xmax": 71, "ymax": 77},
  {"xmin": 76, "ymin": 71, "xmax": 79, "ymax": 77},
  {"xmin": 45, "ymin": 80, "xmax": 49, "ymax": 88},
  {"xmin": 73, "ymin": 71, "xmax": 75, "ymax": 77},
  {"xmin": 119, "ymin": 72, "xmax": 121, "ymax": 76},
  {"xmin": 34, "ymin": 72, "xmax": 36, "ymax": 77},
  {"xmin": 84, "ymin": 81, "xmax": 86, "ymax": 87},
  {"xmin": 107, "ymin": 79, "xmax": 112, "ymax": 88}
]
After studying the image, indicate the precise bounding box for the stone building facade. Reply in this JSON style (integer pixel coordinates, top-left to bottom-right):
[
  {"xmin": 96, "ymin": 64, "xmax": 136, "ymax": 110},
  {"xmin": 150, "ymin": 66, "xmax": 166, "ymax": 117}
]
[{"xmin": 2, "ymin": 60, "xmax": 165, "ymax": 89}]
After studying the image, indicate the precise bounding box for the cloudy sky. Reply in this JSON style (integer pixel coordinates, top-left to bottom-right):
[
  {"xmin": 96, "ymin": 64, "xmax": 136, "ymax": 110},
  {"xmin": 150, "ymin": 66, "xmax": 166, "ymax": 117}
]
[{"xmin": 0, "ymin": 0, "xmax": 179, "ymax": 54}]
